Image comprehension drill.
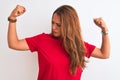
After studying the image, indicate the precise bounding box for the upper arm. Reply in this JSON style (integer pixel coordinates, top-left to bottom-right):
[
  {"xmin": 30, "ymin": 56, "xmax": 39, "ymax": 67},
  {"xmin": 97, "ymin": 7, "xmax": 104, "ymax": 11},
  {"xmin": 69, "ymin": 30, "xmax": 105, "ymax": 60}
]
[
  {"xmin": 8, "ymin": 39, "xmax": 29, "ymax": 51},
  {"xmin": 91, "ymin": 47, "xmax": 107, "ymax": 59}
]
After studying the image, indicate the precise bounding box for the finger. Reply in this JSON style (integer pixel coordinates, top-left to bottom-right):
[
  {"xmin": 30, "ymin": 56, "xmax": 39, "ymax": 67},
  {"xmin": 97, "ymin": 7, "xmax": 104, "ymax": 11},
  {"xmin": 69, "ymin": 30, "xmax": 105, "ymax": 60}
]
[
  {"xmin": 94, "ymin": 18, "xmax": 102, "ymax": 24},
  {"xmin": 15, "ymin": 5, "xmax": 26, "ymax": 16}
]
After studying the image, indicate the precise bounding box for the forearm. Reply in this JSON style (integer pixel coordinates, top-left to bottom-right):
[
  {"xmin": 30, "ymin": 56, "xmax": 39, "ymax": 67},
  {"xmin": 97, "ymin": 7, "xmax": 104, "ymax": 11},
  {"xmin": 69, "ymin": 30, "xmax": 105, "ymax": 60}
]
[
  {"xmin": 100, "ymin": 30, "xmax": 110, "ymax": 58},
  {"xmin": 7, "ymin": 22, "xmax": 19, "ymax": 48}
]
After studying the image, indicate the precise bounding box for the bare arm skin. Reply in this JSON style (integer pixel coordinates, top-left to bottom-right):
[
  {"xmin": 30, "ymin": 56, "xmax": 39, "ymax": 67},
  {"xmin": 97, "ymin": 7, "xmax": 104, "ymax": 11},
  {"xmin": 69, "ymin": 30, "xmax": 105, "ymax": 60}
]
[
  {"xmin": 7, "ymin": 5, "xmax": 29, "ymax": 50},
  {"xmin": 91, "ymin": 17, "xmax": 110, "ymax": 59}
]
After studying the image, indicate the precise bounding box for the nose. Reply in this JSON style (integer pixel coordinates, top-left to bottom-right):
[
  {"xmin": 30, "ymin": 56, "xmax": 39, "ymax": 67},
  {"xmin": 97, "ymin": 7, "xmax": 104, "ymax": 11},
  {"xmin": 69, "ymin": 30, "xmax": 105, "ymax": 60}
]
[{"xmin": 52, "ymin": 23, "xmax": 57, "ymax": 30}]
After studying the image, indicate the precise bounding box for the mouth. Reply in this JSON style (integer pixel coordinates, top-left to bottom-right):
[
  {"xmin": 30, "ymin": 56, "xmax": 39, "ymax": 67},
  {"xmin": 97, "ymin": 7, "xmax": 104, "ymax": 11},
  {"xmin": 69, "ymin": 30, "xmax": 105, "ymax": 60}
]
[
  {"xmin": 52, "ymin": 31, "xmax": 60, "ymax": 37},
  {"xmin": 52, "ymin": 31, "xmax": 57, "ymax": 34}
]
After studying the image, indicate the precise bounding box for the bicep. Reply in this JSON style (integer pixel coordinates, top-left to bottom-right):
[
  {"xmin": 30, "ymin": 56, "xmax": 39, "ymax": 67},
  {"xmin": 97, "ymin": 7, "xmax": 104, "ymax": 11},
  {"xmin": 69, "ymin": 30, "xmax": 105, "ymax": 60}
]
[
  {"xmin": 9, "ymin": 39, "xmax": 29, "ymax": 51},
  {"xmin": 91, "ymin": 47, "xmax": 105, "ymax": 59}
]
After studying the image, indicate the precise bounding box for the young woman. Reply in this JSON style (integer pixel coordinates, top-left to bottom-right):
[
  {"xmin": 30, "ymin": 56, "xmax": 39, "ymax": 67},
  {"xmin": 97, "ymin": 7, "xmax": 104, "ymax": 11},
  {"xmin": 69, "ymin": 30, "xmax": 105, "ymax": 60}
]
[{"xmin": 7, "ymin": 5, "xmax": 110, "ymax": 80}]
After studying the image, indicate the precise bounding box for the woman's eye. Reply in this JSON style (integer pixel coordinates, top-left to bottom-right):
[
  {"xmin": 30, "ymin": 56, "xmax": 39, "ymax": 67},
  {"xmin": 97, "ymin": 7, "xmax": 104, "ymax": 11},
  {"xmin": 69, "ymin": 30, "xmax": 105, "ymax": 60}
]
[
  {"xmin": 52, "ymin": 21, "xmax": 61, "ymax": 27},
  {"xmin": 52, "ymin": 21, "xmax": 54, "ymax": 24},
  {"xmin": 57, "ymin": 24, "xmax": 61, "ymax": 27}
]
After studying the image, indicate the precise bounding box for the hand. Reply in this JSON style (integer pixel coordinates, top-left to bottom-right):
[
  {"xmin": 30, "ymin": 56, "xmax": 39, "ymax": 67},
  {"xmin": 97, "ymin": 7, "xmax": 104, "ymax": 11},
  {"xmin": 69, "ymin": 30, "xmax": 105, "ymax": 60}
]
[
  {"xmin": 93, "ymin": 17, "xmax": 108, "ymax": 31},
  {"xmin": 9, "ymin": 5, "xmax": 26, "ymax": 19}
]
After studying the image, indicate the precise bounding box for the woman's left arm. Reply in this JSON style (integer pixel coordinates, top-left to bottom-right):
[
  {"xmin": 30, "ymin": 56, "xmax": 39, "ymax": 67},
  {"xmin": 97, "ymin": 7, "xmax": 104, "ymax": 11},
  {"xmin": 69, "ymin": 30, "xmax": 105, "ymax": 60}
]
[{"xmin": 91, "ymin": 17, "xmax": 110, "ymax": 59}]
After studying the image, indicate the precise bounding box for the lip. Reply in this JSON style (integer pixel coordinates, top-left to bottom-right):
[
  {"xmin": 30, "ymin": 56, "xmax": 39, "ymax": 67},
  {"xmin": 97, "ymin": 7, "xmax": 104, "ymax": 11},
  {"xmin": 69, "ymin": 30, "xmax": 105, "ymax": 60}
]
[{"xmin": 52, "ymin": 31, "xmax": 57, "ymax": 33}]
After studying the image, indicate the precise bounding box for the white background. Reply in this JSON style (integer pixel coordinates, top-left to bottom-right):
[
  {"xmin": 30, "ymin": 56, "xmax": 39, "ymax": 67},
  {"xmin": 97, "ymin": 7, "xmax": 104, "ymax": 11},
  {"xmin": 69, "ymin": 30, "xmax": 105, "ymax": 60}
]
[{"xmin": 0, "ymin": 0, "xmax": 119, "ymax": 80}]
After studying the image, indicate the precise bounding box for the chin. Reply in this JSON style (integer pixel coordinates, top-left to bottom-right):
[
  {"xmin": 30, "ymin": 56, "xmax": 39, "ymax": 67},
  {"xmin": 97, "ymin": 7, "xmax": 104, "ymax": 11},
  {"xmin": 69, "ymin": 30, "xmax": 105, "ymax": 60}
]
[
  {"xmin": 51, "ymin": 33, "xmax": 61, "ymax": 38},
  {"xmin": 53, "ymin": 35, "xmax": 60, "ymax": 38}
]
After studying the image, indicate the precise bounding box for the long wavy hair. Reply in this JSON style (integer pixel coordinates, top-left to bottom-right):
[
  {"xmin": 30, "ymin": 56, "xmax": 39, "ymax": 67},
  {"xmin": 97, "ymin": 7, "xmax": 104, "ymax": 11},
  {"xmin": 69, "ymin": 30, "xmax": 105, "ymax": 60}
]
[{"xmin": 52, "ymin": 5, "xmax": 86, "ymax": 74}]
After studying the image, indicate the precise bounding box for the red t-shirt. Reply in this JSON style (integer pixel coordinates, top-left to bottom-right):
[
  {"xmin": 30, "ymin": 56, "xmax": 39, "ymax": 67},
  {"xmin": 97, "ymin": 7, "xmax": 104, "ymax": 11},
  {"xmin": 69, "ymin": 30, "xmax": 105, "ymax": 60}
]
[{"xmin": 25, "ymin": 33, "xmax": 95, "ymax": 80}]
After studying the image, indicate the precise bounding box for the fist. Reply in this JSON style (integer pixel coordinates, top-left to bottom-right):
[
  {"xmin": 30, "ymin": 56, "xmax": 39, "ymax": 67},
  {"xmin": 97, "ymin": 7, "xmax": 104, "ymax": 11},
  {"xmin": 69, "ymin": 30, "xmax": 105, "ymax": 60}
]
[
  {"xmin": 93, "ymin": 17, "xmax": 107, "ymax": 30},
  {"xmin": 9, "ymin": 5, "xmax": 26, "ymax": 19}
]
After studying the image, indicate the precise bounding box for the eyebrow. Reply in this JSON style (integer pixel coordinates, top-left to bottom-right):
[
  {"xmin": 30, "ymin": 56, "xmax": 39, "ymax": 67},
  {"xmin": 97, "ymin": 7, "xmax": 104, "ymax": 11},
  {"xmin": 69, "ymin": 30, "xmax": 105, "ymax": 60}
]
[
  {"xmin": 52, "ymin": 20, "xmax": 61, "ymax": 25},
  {"xmin": 52, "ymin": 20, "xmax": 60, "ymax": 24}
]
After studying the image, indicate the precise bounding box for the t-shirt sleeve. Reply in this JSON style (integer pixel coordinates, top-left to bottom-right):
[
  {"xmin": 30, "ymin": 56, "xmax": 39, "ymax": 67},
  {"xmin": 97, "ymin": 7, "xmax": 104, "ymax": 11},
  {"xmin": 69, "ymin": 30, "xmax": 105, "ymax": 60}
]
[
  {"xmin": 25, "ymin": 33, "xmax": 43, "ymax": 52},
  {"xmin": 84, "ymin": 42, "xmax": 96, "ymax": 58}
]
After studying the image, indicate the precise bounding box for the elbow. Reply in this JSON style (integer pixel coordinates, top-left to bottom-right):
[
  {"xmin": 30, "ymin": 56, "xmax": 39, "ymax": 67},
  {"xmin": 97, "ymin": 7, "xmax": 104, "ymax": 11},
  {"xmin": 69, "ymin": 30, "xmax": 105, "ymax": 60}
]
[
  {"xmin": 8, "ymin": 41, "xmax": 16, "ymax": 50},
  {"xmin": 102, "ymin": 53, "xmax": 110, "ymax": 59},
  {"xmin": 103, "ymin": 56, "xmax": 110, "ymax": 59},
  {"xmin": 8, "ymin": 43, "xmax": 15, "ymax": 49},
  {"xmin": 100, "ymin": 49, "xmax": 110, "ymax": 59}
]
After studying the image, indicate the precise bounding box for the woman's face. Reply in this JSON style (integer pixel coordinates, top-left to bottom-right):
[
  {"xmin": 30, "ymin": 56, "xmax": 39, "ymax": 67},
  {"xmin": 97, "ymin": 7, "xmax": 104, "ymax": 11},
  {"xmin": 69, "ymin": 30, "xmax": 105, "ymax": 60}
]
[{"xmin": 51, "ymin": 13, "xmax": 61, "ymax": 38}]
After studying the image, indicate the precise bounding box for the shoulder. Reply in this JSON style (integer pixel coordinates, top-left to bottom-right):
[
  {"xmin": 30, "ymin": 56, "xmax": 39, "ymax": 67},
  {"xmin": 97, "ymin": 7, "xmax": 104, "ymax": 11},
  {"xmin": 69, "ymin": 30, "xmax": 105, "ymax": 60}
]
[
  {"xmin": 25, "ymin": 33, "xmax": 51, "ymax": 42},
  {"xmin": 32, "ymin": 33, "xmax": 51, "ymax": 39},
  {"xmin": 41, "ymin": 33, "xmax": 51, "ymax": 37},
  {"xmin": 84, "ymin": 41, "xmax": 96, "ymax": 48},
  {"xmin": 84, "ymin": 41, "xmax": 96, "ymax": 58}
]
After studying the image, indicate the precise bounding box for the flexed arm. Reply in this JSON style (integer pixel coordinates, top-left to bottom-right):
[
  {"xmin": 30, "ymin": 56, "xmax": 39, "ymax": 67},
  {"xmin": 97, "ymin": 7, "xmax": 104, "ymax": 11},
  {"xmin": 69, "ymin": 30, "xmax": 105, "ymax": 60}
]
[
  {"xmin": 7, "ymin": 5, "xmax": 29, "ymax": 50},
  {"xmin": 91, "ymin": 17, "xmax": 110, "ymax": 59}
]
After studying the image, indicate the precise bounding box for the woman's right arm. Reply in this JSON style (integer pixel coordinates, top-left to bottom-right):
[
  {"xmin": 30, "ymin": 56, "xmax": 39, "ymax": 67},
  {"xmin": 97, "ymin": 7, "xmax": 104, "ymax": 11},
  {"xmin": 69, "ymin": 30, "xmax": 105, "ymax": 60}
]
[{"xmin": 7, "ymin": 5, "xmax": 29, "ymax": 51}]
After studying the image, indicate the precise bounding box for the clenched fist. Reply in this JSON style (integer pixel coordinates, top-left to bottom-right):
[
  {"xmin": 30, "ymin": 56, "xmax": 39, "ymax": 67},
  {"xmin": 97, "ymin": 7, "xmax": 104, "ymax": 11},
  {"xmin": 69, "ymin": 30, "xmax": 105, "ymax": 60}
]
[
  {"xmin": 94, "ymin": 17, "xmax": 108, "ymax": 31},
  {"xmin": 9, "ymin": 5, "xmax": 26, "ymax": 20}
]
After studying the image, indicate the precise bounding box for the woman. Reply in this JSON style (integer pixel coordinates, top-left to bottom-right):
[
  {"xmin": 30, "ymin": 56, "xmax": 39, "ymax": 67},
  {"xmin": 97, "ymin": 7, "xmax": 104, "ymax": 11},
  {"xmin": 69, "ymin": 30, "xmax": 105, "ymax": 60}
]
[{"xmin": 7, "ymin": 5, "xmax": 110, "ymax": 80}]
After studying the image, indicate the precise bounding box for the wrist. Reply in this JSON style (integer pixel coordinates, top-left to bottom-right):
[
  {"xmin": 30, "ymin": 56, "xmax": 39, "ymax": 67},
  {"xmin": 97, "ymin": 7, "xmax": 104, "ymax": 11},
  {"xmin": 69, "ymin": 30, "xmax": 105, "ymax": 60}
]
[
  {"xmin": 101, "ymin": 30, "xmax": 108, "ymax": 35},
  {"xmin": 101, "ymin": 27, "xmax": 108, "ymax": 32},
  {"xmin": 8, "ymin": 16, "xmax": 17, "ymax": 23}
]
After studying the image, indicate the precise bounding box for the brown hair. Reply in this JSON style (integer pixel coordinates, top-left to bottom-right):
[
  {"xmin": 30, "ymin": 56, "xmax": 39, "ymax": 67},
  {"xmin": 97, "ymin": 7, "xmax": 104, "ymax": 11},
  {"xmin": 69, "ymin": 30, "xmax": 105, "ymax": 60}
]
[{"xmin": 53, "ymin": 5, "xmax": 86, "ymax": 74}]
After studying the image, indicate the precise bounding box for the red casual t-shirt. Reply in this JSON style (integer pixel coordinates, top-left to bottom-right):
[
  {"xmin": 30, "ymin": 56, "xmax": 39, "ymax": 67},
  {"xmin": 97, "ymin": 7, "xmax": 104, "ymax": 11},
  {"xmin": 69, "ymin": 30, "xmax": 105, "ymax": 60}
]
[{"xmin": 25, "ymin": 33, "xmax": 95, "ymax": 80}]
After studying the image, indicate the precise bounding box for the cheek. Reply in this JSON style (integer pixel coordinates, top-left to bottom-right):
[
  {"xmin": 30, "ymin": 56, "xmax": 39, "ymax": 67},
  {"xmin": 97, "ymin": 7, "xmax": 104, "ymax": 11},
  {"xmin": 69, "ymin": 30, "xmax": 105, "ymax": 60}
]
[
  {"xmin": 55, "ymin": 29, "xmax": 61, "ymax": 37},
  {"xmin": 58, "ymin": 28, "xmax": 61, "ymax": 34}
]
